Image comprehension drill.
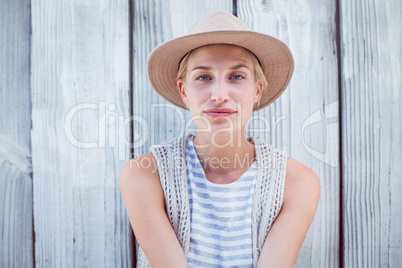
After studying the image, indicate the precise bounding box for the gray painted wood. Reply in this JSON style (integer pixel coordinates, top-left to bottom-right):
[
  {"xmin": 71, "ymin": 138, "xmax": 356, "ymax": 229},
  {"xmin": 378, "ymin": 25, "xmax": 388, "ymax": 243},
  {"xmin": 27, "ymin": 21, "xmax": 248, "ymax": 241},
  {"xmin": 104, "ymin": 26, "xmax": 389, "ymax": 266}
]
[
  {"xmin": 132, "ymin": 1, "xmax": 232, "ymax": 263},
  {"xmin": 340, "ymin": 0, "xmax": 402, "ymax": 267},
  {"xmin": 0, "ymin": 0, "xmax": 33, "ymax": 267},
  {"xmin": 1, "ymin": 0, "xmax": 399, "ymax": 266},
  {"xmin": 237, "ymin": 0, "xmax": 340, "ymax": 267},
  {"xmin": 132, "ymin": 0, "xmax": 233, "ymax": 157},
  {"xmin": 31, "ymin": 0, "xmax": 132, "ymax": 266}
]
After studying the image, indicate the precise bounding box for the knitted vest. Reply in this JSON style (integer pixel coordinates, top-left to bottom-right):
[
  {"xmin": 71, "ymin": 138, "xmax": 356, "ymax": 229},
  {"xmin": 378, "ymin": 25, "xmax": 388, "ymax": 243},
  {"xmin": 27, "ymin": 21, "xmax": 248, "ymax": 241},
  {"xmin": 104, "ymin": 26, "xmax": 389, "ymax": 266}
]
[{"xmin": 136, "ymin": 135, "xmax": 287, "ymax": 268}]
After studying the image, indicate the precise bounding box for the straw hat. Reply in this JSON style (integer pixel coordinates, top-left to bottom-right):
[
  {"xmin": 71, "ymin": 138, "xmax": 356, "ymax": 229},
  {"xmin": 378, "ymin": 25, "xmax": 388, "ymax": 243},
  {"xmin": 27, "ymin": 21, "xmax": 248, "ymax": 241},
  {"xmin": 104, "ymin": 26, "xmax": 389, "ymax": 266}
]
[{"xmin": 147, "ymin": 11, "xmax": 294, "ymax": 111}]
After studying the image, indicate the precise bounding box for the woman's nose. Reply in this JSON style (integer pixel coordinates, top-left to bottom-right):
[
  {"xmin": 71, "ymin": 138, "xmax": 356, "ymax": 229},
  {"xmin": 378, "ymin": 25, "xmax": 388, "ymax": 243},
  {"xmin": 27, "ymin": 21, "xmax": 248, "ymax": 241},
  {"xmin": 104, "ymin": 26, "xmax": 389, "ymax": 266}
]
[{"xmin": 210, "ymin": 80, "xmax": 229, "ymax": 104}]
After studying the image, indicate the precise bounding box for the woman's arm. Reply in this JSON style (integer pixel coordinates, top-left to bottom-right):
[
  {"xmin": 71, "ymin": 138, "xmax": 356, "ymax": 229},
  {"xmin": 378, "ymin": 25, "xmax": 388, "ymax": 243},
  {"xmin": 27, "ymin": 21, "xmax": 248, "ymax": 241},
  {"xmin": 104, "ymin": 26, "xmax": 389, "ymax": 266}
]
[
  {"xmin": 257, "ymin": 158, "xmax": 321, "ymax": 268},
  {"xmin": 119, "ymin": 153, "xmax": 189, "ymax": 268}
]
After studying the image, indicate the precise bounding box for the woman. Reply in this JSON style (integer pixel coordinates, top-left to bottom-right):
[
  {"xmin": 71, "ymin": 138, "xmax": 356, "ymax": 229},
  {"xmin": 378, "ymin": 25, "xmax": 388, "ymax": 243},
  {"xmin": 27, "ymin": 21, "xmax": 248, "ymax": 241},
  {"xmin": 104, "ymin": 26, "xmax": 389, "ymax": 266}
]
[{"xmin": 120, "ymin": 11, "xmax": 320, "ymax": 268}]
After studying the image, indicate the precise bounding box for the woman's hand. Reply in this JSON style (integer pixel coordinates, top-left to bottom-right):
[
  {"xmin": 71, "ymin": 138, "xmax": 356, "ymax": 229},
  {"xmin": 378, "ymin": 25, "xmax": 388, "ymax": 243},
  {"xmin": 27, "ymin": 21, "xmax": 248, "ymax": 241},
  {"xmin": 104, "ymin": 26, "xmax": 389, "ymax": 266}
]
[
  {"xmin": 119, "ymin": 153, "xmax": 189, "ymax": 268},
  {"xmin": 257, "ymin": 158, "xmax": 321, "ymax": 267}
]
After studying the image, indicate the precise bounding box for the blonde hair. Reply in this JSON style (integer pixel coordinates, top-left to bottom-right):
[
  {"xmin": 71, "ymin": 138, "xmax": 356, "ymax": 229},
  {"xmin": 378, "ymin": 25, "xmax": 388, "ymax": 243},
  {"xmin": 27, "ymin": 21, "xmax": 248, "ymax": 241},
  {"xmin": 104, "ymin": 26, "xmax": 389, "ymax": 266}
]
[
  {"xmin": 176, "ymin": 50, "xmax": 195, "ymax": 82},
  {"xmin": 176, "ymin": 46, "xmax": 268, "ymax": 90}
]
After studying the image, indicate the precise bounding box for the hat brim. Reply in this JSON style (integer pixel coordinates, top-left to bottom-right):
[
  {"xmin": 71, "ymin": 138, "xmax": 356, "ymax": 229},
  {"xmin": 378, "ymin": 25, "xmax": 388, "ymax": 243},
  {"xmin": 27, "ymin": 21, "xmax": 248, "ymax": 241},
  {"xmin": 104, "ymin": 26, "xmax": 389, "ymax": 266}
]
[{"xmin": 147, "ymin": 30, "xmax": 294, "ymax": 111}]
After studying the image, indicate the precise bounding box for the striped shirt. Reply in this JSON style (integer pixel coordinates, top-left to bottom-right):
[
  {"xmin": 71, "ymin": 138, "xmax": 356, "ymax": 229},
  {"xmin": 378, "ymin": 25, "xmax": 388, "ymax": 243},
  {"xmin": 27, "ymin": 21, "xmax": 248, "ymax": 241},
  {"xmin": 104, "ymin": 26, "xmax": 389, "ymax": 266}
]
[{"xmin": 186, "ymin": 136, "xmax": 257, "ymax": 267}]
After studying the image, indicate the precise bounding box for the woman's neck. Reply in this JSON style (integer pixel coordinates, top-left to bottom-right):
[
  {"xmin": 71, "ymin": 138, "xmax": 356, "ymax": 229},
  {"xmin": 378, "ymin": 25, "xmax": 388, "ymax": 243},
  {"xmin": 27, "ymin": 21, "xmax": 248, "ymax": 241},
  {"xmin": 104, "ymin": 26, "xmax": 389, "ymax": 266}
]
[{"xmin": 192, "ymin": 131, "xmax": 256, "ymax": 178}]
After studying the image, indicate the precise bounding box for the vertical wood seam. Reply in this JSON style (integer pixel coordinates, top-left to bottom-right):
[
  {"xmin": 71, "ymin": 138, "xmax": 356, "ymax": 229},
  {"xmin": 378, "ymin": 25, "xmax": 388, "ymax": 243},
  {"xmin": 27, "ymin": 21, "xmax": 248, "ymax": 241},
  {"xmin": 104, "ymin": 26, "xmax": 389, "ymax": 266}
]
[
  {"xmin": 129, "ymin": 0, "xmax": 137, "ymax": 266},
  {"xmin": 29, "ymin": 0, "xmax": 36, "ymax": 266},
  {"xmin": 232, "ymin": 0, "xmax": 237, "ymax": 17},
  {"xmin": 335, "ymin": 0, "xmax": 344, "ymax": 267}
]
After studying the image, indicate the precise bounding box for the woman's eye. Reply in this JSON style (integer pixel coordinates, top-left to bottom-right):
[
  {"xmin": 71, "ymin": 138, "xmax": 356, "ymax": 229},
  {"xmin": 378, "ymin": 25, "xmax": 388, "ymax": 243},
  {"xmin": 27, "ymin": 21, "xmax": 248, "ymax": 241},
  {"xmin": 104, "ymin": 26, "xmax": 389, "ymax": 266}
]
[
  {"xmin": 231, "ymin": 74, "xmax": 244, "ymax": 80},
  {"xmin": 196, "ymin": 75, "xmax": 211, "ymax": 81}
]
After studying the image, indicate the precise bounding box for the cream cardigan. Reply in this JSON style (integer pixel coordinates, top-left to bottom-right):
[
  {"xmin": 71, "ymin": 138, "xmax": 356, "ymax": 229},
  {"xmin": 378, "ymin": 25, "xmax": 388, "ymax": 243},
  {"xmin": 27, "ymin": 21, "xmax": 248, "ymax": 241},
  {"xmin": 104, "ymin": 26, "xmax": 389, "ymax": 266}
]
[{"xmin": 136, "ymin": 135, "xmax": 287, "ymax": 268}]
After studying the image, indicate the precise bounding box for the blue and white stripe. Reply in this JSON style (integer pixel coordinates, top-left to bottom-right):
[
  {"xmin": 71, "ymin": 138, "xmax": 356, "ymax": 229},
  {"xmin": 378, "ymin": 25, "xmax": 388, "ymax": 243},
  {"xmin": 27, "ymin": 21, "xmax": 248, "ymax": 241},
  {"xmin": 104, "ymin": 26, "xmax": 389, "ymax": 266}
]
[{"xmin": 186, "ymin": 136, "xmax": 257, "ymax": 267}]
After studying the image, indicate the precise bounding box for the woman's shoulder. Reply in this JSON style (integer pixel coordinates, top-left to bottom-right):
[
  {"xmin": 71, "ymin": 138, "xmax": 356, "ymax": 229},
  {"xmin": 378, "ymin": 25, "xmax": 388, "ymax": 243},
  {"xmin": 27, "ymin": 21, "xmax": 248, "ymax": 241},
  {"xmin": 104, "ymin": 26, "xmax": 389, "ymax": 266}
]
[
  {"xmin": 119, "ymin": 153, "xmax": 162, "ymax": 199},
  {"xmin": 120, "ymin": 134, "xmax": 190, "ymax": 188},
  {"xmin": 283, "ymin": 158, "xmax": 320, "ymax": 210},
  {"xmin": 286, "ymin": 158, "xmax": 318, "ymax": 180}
]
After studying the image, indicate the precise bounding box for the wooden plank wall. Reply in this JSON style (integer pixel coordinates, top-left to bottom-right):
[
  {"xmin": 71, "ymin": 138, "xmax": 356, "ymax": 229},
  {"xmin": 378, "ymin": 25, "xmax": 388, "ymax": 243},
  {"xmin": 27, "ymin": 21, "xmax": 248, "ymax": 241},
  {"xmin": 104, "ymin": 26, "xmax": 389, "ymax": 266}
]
[
  {"xmin": 340, "ymin": 0, "xmax": 402, "ymax": 267},
  {"xmin": 0, "ymin": 0, "xmax": 33, "ymax": 267},
  {"xmin": 30, "ymin": 0, "xmax": 132, "ymax": 267},
  {"xmin": 237, "ymin": 0, "xmax": 340, "ymax": 267},
  {"xmin": 0, "ymin": 0, "xmax": 400, "ymax": 267}
]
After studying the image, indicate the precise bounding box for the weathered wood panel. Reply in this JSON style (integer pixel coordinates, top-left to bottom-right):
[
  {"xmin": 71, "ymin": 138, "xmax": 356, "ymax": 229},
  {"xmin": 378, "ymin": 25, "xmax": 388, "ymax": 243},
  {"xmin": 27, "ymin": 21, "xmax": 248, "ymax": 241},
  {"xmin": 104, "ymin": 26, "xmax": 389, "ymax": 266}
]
[
  {"xmin": 340, "ymin": 0, "xmax": 401, "ymax": 267},
  {"xmin": 132, "ymin": 1, "xmax": 232, "ymax": 263},
  {"xmin": 2, "ymin": 0, "xmax": 397, "ymax": 266},
  {"xmin": 0, "ymin": 0, "xmax": 33, "ymax": 267},
  {"xmin": 237, "ymin": 0, "xmax": 340, "ymax": 267},
  {"xmin": 132, "ymin": 0, "xmax": 233, "ymax": 157},
  {"xmin": 31, "ymin": 0, "xmax": 132, "ymax": 266}
]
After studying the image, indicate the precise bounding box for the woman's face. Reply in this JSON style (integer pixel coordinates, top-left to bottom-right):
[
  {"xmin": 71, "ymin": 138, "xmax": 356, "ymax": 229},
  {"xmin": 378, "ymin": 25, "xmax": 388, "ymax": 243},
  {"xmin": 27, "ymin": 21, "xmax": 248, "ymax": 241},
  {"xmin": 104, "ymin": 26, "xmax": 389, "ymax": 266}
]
[{"xmin": 177, "ymin": 44, "xmax": 263, "ymax": 137}]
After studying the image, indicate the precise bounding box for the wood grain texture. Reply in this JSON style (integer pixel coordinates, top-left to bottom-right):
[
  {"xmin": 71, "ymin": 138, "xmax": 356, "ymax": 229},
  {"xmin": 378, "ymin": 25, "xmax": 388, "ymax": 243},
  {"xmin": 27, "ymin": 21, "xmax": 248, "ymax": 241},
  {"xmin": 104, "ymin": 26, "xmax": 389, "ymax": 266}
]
[
  {"xmin": 131, "ymin": 0, "xmax": 232, "ymax": 263},
  {"xmin": 237, "ymin": 0, "xmax": 340, "ymax": 267},
  {"xmin": 340, "ymin": 0, "xmax": 402, "ymax": 267},
  {"xmin": 132, "ymin": 0, "xmax": 233, "ymax": 157},
  {"xmin": 9, "ymin": 0, "xmax": 398, "ymax": 266},
  {"xmin": 0, "ymin": 0, "xmax": 33, "ymax": 267},
  {"xmin": 31, "ymin": 0, "xmax": 132, "ymax": 266}
]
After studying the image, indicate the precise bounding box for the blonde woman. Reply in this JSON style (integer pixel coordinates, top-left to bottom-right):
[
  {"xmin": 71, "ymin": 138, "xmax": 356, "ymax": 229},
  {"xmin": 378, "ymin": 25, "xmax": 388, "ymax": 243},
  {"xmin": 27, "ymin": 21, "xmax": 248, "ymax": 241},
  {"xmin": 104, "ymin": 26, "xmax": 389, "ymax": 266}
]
[{"xmin": 120, "ymin": 11, "xmax": 320, "ymax": 268}]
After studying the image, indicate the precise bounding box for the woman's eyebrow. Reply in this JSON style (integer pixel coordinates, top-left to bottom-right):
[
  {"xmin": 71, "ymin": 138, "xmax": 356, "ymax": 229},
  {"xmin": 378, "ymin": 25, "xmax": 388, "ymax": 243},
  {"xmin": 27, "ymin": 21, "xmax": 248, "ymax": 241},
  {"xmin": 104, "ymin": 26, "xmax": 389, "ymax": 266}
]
[
  {"xmin": 190, "ymin": 65, "xmax": 211, "ymax": 71},
  {"xmin": 230, "ymin": 63, "xmax": 250, "ymax": 70},
  {"xmin": 191, "ymin": 64, "xmax": 250, "ymax": 72}
]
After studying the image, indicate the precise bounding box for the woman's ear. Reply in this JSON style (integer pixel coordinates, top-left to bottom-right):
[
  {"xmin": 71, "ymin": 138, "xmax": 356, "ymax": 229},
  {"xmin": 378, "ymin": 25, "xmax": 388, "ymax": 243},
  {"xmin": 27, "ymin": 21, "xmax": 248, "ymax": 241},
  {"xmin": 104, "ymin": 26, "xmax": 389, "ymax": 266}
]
[
  {"xmin": 177, "ymin": 79, "xmax": 188, "ymax": 105},
  {"xmin": 254, "ymin": 81, "xmax": 263, "ymax": 104}
]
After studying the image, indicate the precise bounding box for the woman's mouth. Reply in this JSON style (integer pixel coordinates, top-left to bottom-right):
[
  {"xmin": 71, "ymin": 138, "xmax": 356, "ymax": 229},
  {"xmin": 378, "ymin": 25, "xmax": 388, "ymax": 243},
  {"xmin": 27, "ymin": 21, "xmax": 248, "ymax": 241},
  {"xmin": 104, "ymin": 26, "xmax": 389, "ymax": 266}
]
[{"xmin": 203, "ymin": 108, "xmax": 236, "ymax": 118}]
